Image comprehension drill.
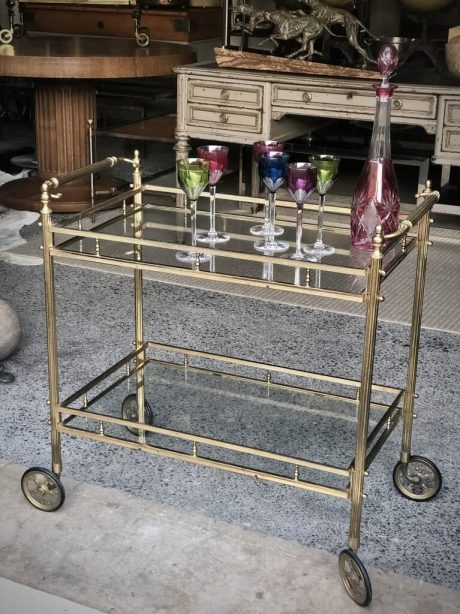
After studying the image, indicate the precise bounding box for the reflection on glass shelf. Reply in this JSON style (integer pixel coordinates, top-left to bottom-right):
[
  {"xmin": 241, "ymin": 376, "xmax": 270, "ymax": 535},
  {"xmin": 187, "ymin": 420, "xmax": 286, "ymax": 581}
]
[
  {"xmin": 64, "ymin": 356, "xmax": 398, "ymax": 480},
  {"xmin": 52, "ymin": 188, "xmax": 415, "ymax": 298}
]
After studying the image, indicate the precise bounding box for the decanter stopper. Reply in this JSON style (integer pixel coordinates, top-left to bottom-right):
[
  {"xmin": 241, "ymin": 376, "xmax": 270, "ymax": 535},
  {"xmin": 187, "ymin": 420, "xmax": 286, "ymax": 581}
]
[{"xmin": 377, "ymin": 44, "xmax": 399, "ymax": 87}]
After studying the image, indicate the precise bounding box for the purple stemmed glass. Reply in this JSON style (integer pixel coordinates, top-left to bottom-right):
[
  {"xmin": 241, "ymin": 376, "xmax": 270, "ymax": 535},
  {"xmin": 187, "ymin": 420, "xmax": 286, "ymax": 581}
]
[
  {"xmin": 250, "ymin": 140, "xmax": 285, "ymax": 237},
  {"xmin": 195, "ymin": 145, "xmax": 230, "ymax": 244},
  {"xmin": 286, "ymin": 162, "xmax": 317, "ymax": 260}
]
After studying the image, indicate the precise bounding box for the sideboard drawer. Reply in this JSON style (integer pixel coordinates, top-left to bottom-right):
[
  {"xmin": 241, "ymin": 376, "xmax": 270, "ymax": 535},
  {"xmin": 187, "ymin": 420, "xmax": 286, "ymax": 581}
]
[
  {"xmin": 444, "ymin": 100, "xmax": 460, "ymax": 126},
  {"xmin": 442, "ymin": 128, "xmax": 460, "ymax": 153},
  {"xmin": 272, "ymin": 85, "xmax": 437, "ymax": 120},
  {"xmin": 187, "ymin": 105, "xmax": 263, "ymax": 133},
  {"xmin": 188, "ymin": 79, "xmax": 264, "ymax": 109}
]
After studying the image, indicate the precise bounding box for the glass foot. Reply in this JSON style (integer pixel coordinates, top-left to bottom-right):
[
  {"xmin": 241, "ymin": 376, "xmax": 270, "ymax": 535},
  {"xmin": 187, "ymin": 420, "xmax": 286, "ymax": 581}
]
[
  {"xmin": 303, "ymin": 243, "xmax": 335, "ymax": 257},
  {"xmin": 289, "ymin": 251, "xmax": 306, "ymax": 261},
  {"xmin": 249, "ymin": 223, "xmax": 284, "ymax": 237},
  {"xmin": 176, "ymin": 251, "xmax": 211, "ymax": 264},
  {"xmin": 254, "ymin": 239, "xmax": 289, "ymax": 253},
  {"xmin": 195, "ymin": 231, "xmax": 230, "ymax": 244}
]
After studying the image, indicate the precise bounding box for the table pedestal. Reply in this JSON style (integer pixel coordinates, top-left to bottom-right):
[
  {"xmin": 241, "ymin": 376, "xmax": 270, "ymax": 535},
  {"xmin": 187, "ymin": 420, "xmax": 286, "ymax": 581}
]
[{"xmin": 0, "ymin": 79, "xmax": 120, "ymax": 212}]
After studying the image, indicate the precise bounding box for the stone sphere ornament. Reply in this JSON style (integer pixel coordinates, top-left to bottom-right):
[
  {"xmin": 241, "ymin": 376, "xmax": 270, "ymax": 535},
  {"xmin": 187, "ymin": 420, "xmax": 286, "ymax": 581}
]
[
  {"xmin": 0, "ymin": 298, "xmax": 21, "ymax": 360},
  {"xmin": 446, "ymin": 35, "xmax": 460, "ymax": 79}
]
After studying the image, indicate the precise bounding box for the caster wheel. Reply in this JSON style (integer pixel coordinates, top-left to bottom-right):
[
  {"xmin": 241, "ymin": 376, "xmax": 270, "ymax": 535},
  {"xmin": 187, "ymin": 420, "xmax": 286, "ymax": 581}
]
[
  {"xmin": 21, "ymin": 467, "xmax": 65, "ymax": 512},
  {"xmin": 393, "ymin": 455, "xmax": 442, "ymax": 501},
  {"xmin": 121, "ymin": 393, "xmax": 153, "ymax": 435},
  {"xmin": 338, "ymin": 549, "xmax": 372, "ymax": 607},
  {"xmin": 135, "ymin": 27, "xmax": 150, "ymax": 47},
  {"xmin": 0, "ymin": 29, "xmax": 13, "ymax": 44}
]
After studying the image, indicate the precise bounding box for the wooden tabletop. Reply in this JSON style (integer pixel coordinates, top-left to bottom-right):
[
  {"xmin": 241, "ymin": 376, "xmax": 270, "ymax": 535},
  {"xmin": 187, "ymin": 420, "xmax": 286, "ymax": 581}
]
[{"xmin": 0, "ymin": 34, "xmax": 196, "ymax": 79}]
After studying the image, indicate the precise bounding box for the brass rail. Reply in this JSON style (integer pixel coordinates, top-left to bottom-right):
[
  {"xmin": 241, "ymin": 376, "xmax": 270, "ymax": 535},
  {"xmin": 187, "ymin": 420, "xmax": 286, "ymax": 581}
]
[
  {"xmin": 58, "ymin": 424, "xmax": 350, "ymax": 498},
  {"xmin": 57, "ymin": 408, "xmax": 350, "ymax": 479},
  {"xmin": 43, "ymin": 157, "xmax": 118, "ymax": 189}
]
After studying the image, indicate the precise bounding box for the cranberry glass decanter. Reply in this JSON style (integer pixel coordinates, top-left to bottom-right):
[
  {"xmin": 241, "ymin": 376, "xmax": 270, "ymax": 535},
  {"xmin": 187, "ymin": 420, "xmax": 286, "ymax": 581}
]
[{"xmin": 350, "ymin": 45, "xmax": 400, "ymax": 250}]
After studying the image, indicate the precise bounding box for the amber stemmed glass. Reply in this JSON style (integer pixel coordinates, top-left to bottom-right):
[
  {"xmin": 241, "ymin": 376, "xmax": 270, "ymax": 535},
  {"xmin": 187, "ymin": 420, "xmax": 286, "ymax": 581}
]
[
  {"xmin": 175, "ymin": 158, "xmax": 211, "ymax": 265},
  {"xmin": 195, "ymin": 145, "xmax": 230, "ymax": 244},
  {"xmin": 250, "ymin": 140, "xmax": 285, "ymax": 237},
  {"xmin": 303, "ymin": 155, "xmax": 340, "ymax": 257},
  {"xmin": 286, "ymin": 162, "xmax": 317, "ymax": 260}
]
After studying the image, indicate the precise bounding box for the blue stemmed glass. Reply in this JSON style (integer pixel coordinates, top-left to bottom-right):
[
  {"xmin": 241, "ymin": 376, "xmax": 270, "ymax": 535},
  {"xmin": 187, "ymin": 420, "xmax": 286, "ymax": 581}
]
[
  {"xmin": 250, "ymin": 140, "xmax": 285, "ymax": 237},
  {"xmin": 254, "ymin": 151, "xmax": 290, "ymax": 253}
]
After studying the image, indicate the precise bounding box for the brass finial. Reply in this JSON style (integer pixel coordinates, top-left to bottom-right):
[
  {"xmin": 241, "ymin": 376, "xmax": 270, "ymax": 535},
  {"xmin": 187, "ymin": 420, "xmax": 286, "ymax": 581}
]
[{"xmin": 371, "ymin": 225, "xmax": 384, "ymax": 259}]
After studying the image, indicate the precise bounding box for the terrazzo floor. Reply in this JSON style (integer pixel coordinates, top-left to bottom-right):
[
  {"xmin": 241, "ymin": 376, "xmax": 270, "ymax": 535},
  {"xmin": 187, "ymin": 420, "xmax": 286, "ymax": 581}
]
[{"xmin": 0, "ymin": 259, "xmax": 459, "ymax": 610}]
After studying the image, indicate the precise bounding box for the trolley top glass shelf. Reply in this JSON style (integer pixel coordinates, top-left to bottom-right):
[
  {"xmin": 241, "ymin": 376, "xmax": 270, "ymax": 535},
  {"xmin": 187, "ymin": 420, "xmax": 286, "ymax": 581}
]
[{"xmin": 48, "ymin": 182, "xmax": 425, "ymax": 302}]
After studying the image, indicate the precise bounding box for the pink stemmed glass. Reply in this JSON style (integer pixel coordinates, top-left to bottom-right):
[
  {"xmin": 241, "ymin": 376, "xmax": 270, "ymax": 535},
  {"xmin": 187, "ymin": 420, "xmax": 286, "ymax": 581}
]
[
  {"xmin": 195, "ymin": 145, "xmax": 230, "ymax": 244},
  {"xmin": 250, "ymin": 140, "xmax": 285, "ymax": 237},
  {"xmin": 286, "ymin": 162, "xmax": 317, "ymax": 260}
]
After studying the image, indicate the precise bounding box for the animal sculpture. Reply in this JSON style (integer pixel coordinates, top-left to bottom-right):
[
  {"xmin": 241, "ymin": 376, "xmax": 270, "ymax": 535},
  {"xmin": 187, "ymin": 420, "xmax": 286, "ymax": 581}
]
[
  {"xmin": 259, "ymin": 10, "xmax": 336, "ymax": 60},
  {"xmin": 298, "ymin": 0, "xmax": 377, "ymax": 63}
]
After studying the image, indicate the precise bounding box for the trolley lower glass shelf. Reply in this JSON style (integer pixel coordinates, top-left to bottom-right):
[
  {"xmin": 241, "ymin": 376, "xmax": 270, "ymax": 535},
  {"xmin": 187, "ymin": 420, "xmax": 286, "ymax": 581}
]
[{"xmin": 59, "ymin": 345, "xmax": 404, "ymax": 497}]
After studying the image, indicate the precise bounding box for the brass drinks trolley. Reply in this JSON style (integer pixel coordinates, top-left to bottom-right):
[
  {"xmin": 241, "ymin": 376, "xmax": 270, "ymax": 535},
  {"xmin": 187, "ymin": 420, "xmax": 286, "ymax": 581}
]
[{"xmin": 21, "ymin": 153, "xmax": 442, "ymax": 607}]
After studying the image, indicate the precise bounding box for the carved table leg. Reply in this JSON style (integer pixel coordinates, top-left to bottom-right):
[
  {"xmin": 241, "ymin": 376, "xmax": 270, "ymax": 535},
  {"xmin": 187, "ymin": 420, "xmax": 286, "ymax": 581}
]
[{"xmin": 0, "ymin": 79, "xmax": 118, "ymax": 212}]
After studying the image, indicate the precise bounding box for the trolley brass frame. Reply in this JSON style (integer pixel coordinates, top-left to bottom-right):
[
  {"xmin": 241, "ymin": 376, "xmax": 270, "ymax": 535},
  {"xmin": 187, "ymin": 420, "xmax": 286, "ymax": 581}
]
[{"xmin": 38, "ymin": 153, "xmax": 439, "ymax": 559}]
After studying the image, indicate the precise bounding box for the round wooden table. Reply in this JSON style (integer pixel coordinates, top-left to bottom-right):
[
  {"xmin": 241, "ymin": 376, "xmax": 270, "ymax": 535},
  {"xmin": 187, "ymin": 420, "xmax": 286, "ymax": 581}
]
[{"xmin": 0, "ymin": 35, "xmax": 195, "ymax": 211}]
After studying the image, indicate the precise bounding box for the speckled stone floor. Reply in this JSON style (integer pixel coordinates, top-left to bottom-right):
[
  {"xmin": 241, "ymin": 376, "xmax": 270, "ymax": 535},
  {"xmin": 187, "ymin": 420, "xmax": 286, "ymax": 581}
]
[{"xmin": 1, "ymin": 260, "xmax": 459, "ymax": 604}]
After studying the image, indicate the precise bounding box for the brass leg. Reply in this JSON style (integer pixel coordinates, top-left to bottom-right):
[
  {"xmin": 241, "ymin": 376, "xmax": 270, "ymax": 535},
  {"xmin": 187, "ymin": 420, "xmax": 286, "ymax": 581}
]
[
  {"xmin": 400, "ymin": 211, "xmax": 431, "ymax": 466},
  {"xmin": 348, "ymin": 228, "xmax": 384, "ymax": 553},
  {"xmin": 132, "ymin": 151, "xmax": 146, "ymax": 444},
  {"xmin": 40, "ymin": 187, "xmax": 62, "ymax": 476}
]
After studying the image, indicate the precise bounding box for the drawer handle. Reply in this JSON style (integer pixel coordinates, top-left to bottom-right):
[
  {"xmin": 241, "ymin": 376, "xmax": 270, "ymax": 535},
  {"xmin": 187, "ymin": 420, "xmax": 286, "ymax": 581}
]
[
  {"xmin": 220, "ymin": 89, "xmax": 230, "ymax": 100},
  {"xmin": 302, "ymin": 92, "xmax": 312, "ymax": 103},
  {"xmin": 393, "ymin": 98, "xmax": 403, "ymax": 111},
  {"xmin": 219, "ymin": 113, "xmax": 229, "ymax": 123}
]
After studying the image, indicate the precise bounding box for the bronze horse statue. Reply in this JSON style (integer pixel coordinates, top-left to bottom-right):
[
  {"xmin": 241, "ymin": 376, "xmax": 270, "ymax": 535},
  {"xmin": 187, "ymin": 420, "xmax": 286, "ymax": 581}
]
[
  {"xmin": 232, "ymin": 1, "xmax": 376, "ymax": 63},
  {"xmin": 297, "ymin": 0, "xmax": 377, "ymax": 63},
  {"xmin": 233, "ymin": 5, "xmax": 338, "ymax": 60},
  {"xmin": 258, "ymin": 10, "xmax": 337, "ymax": 60}
]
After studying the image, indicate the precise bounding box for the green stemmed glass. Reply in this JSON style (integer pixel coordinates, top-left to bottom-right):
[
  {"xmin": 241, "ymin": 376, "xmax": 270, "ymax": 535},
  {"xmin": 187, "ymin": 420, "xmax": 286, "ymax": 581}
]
[
  {"xmin": 303, "ymin": 155, "xmax": 340, "ymax": 257},
  {"xmin": 176, "ymin": 158, "xmax": 211, "ymax": 265}
]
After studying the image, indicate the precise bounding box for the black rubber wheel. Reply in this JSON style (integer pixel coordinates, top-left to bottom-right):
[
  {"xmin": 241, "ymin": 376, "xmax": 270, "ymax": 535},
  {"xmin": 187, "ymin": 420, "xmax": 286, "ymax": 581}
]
[
  {"xmin": 21, "ymin": 467, "xmax": 65, "ymax": 512},
  {"xmin": 121, "ymin": 393, "xmax": 153, "ymax": 435},
  {"xmin": 393, "ymin": 455, "xmax": 442, "ymax": 501},
  {"xmin": 338, "ymin": 549, "xmax": 372, "ymax": 607}
]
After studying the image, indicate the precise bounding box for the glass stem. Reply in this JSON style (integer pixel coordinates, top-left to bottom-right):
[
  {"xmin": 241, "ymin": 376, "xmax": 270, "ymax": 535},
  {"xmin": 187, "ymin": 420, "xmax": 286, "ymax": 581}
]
[
  {"xmin": 267, "ymin": 190, "xmax": 276, "ymax": 244},
  {"xmin": 190, "ymin": 199, "xmax": 197, "ymax": 247},
  {"xmin": 295, "ymin": 202, "xmax": 303, "ymax": 257},
  {"xmin": 263, "ymin": 187, "xmax": 270, "ymax": 226},
  {"xmin": 314, "ymin": 193, "xmax": 326, "ymax": 249},
  {"xmin": 209, "ymin": 185, "xmax": 217, "ymax": 235}
]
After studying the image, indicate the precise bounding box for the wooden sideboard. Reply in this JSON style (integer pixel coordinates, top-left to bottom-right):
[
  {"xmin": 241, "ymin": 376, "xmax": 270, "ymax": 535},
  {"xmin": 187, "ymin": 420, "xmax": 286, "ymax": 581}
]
[
  {"xmin": 21, "ymin": 4, "xmax": 223, "ymax": 42},
  {"xmin": 175, "ymin": 63, "xmax": 460, "ymax": 200}
]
